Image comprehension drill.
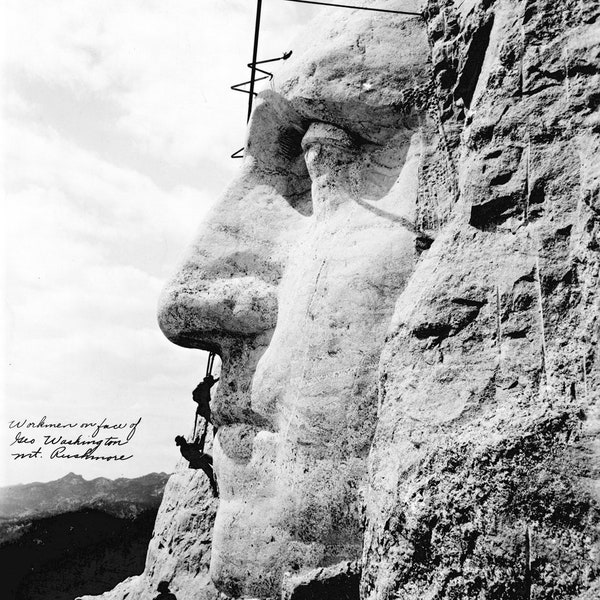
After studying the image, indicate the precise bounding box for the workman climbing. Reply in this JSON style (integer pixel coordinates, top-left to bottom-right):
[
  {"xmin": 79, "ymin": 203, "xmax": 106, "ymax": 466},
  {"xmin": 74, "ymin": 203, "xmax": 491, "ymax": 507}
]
[
  {"xmin": 194, "ymin": 411, "xmax": 212, "ymax": 454},
  {"xmin": 154, "ymin": 581, "xmax": 177, "ymax": 600},
  {"xmin": 192, "ymin": 373, "xmax": 219, "ymax": 442},
  {"xmin": 193, "ymin": 374, "xmax": 219, "ymax": 422},
  {"xmin": 175, "ymin": 435, "xmax": 219, "ymax": 497}
]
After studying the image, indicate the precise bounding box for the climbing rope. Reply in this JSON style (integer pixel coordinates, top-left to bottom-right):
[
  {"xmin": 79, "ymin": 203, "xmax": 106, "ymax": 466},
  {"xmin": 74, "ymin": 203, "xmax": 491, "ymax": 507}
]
[
  {"xmin": 192, "ymin": 351, "xmax": 218, "ymax": 440},
  {"xmin": 206, "ymin": 351, "xmax": 216, "ymax": 377},
  {"xmin": 282, "ymin": 0, "xmax": 421, "ymax": 16}
]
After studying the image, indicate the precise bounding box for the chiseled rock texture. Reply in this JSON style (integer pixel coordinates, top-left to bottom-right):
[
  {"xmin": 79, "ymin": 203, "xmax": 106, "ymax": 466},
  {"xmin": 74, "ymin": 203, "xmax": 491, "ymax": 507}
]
[
  {"xmin": 88, "ymin": 1, "xmax": 598, "ymax": 599},
  {"xmin": 363, "ymin": 1, "xmax": 600, "ymax": 599}
]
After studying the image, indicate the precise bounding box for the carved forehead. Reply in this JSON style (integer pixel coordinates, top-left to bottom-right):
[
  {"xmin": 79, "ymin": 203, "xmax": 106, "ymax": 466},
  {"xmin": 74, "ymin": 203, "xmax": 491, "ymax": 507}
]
[{"xmin": 272, "ymin": 7, "xmax": 430, "ymax": 139}]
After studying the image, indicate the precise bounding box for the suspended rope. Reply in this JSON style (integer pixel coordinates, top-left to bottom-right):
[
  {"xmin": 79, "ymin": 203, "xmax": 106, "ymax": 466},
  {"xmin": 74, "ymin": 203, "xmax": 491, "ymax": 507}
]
[
  {"xmin": 192, "ymin": 351, "xmax": 219, "ymax": 441},
  {"xmin": 175, "ymin": 435, "xmax": 219, "ymax": 496},
  {"xmin": 231, "ymin": 52, "xmax": 293, "ymax": 98},
  {"xmin": 231, "ymin": 1, "xmax": 297, "ymax": 158},
  {"xmin": 206, "ymin": 351, "xmax": 216, "ymax": 377},
  {"xmin": 282, "ymin": 0, "xmax": 422, "ymax": 16},
  {"xmin": 176, "ymin": 350, "xmax": 220, "ymax": 494},
  {"xmin": 230, "ymin": 49, "xmax": 293, "ymax": 158},
  {"xmin": 230, "ymin": 0, "xmax": 420, "ymax": 158}
]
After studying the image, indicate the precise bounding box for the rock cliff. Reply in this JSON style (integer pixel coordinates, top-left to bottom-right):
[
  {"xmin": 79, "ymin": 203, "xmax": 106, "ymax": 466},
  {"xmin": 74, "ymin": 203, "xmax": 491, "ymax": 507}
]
[
  {"xmin": 363, "ymin": 1, "xmax": 600, "ymax": 598},
  {"xmin": 87, "ymin": 1, "xmax": 599, "ymax": 599}
]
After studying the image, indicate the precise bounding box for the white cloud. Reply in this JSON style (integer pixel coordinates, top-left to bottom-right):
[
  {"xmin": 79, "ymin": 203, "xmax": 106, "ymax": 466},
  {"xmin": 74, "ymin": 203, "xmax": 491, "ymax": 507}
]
[{"xmin": 4, "ymin": 0, "xmax": 320, "ymax": 168}]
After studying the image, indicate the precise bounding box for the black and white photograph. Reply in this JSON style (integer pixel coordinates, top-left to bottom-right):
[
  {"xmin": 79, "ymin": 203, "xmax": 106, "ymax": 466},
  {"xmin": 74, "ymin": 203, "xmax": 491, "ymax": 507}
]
[{"xmin": 1, "ymin": 1, "xmax": 599, "ymax": 599}]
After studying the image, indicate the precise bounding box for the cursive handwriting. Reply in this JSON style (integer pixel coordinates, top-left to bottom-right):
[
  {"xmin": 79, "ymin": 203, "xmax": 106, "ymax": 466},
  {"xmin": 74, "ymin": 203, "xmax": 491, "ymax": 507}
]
[
  {"xmin": 7, "ymin": 416, "xmax": 142, "ymax": 462},
  {"xmin": 49, "ymin": 446, "xmax": 133, "ymax": 461}
]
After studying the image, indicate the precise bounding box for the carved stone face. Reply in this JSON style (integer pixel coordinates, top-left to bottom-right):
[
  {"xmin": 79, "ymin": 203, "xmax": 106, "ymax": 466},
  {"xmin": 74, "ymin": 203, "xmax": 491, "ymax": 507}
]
[{"xmin": 158, "ymin": 6, "xmax": 430, "ymax": 598}]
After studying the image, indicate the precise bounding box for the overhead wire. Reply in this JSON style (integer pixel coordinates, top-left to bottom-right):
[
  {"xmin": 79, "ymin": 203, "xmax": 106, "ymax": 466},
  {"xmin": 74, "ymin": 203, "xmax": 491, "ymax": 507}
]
[{"xmin": 231, "ymin": 0, "xmax": 422, "ymax": 158}]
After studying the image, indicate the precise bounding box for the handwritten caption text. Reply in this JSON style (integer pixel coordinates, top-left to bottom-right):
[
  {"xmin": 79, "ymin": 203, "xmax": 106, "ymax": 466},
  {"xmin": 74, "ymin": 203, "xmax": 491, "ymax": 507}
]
[{"xmin": 8, "ymin": 416, "xmax": 142, "ymax": 462}]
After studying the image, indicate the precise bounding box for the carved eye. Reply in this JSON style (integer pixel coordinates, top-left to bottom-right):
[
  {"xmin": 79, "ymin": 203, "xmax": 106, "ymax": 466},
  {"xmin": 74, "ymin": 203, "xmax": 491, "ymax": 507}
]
[
  {"xmin": 301, "ymin": 122, "xmax": 356, "ymax": 154},
  {"xmin": 301, "ymin": 123, "xmax": 359, "ymax": 183}
]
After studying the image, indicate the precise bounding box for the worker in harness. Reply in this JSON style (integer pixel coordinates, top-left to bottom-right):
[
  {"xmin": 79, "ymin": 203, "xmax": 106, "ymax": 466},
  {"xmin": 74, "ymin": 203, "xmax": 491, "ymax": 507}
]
[
  {"xmin": 192, "ymin": 373, "xmax": 219, "ymax": 447},
  {"xmin": 153, "ymin": 581, "xmax": 177, "ymax": 600},
  {"xmin": 175, "ymin": 435, "xmax": 219, "ymax": 497}
]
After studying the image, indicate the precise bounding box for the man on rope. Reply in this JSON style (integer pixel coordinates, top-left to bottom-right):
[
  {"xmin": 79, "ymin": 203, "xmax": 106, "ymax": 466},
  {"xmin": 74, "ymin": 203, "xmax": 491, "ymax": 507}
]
[
  {"xmin": 175, "ymin": 435, "xmax": 219, "ymax": 497},
  {"xmin": 192, "ymin": 373, "xmax": 219, "ymax": 445},
  {"xmin": 153, "ymin": 581, "xmax": 177, "ymax": 600}
]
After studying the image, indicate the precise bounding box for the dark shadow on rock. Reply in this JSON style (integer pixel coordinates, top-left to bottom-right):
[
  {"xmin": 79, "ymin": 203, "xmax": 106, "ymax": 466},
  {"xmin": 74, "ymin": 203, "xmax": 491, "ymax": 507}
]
[{"xmin": 282, "ymin": 561, "xmax": 360, "ymax": 600}]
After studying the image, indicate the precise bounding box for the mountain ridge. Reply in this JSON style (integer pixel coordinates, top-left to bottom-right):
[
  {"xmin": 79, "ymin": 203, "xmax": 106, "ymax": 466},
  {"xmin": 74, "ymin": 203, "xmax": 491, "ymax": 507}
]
[
  {"xmin": 0, "ymin": 471, "xmax": 170, "ymax": 521},
  {"xmin": 0, "ymin": 472, "xmax": 171, "ymax": 600}
]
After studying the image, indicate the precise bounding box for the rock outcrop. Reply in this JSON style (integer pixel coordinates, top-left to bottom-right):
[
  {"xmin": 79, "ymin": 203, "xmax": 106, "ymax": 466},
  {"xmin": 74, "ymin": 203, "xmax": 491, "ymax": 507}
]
[{"xmin": 89, "ymin": 1, "xmax": 598, "ymax": 599}]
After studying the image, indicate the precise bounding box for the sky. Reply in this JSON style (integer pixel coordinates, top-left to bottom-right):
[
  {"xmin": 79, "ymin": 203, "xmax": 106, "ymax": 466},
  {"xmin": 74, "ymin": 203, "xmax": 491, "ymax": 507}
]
[{"xmin": 1, "ymin": 0, "xmax": 322, "ymax": 486}]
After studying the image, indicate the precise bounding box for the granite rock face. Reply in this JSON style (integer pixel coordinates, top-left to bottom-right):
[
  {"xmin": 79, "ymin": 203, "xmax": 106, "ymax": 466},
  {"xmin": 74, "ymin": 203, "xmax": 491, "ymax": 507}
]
[
  {"xmin": 363, "ymin": 1, "xmax": 600, "ymax": 599},
  {"xmin": 89, "ymin": 1, "xmax": 599, "ymax": 599}
]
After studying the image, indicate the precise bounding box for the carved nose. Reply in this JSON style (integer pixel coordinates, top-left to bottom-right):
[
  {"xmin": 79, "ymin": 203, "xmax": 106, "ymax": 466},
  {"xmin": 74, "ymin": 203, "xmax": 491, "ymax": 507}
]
[
  {"xmin": 158, "ymin": 262, "xmax": 279, "ymax": 352},
  {"xmin": 158, "ymin": 248, "xmax": 280, "ymax": 432}
]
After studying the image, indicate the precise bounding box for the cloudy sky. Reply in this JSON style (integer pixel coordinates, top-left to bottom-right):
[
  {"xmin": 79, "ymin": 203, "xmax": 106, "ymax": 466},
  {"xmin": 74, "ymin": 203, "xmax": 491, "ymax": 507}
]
[{"xmin": 1, "ymin": 0, "xmax": 322, "ymax": 485}]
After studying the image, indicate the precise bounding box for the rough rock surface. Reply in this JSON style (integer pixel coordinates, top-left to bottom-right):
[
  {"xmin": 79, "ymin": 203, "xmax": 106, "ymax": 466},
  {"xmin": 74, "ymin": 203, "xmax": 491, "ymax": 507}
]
[
  {"xmin": 89, "ymin": 1, "xmax": 599, "ymax": 599},
  {"xmin": 79, "ymin": 467, "xmax": 217, "ymax": 600},
  {"xmin": 363, "ymin": 1, "xmax": 600, "ymax": 599}
]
